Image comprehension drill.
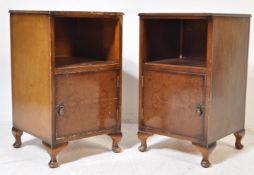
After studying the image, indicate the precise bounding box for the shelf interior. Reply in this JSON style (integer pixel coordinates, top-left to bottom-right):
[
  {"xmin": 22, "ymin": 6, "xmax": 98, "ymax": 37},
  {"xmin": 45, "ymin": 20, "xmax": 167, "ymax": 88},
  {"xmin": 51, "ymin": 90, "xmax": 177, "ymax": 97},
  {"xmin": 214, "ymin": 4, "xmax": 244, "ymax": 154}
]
[
  {"xmin": 142, "ymin": 18, "xmax": 208, "ymax": 67},
  {"xmin": 54, "ymin": 57, "xmax": 119, "ymax": 74},
  {"xmin": 54, "ymin": 17, "xmax": 121, "ymax": 68},
  {"xmin": 146, "ymin": 57, "xmax": 206, "ymax": 67},
  {"xmin": 55, "ymin": 56, "xmax": 117, "ymax": 68}
]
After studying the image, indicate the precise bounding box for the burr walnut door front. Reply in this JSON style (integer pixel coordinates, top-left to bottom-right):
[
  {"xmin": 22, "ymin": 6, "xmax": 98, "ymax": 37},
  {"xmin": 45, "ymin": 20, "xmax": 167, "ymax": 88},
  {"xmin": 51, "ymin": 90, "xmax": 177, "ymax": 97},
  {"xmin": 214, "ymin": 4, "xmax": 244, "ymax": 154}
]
[
  {"xmin": 55, "ymin": 70, "xmax": 118, "ymax": 139},
  {"xmin": 142, "ymin": 70, "xmax": 206, "ymax": 140}
]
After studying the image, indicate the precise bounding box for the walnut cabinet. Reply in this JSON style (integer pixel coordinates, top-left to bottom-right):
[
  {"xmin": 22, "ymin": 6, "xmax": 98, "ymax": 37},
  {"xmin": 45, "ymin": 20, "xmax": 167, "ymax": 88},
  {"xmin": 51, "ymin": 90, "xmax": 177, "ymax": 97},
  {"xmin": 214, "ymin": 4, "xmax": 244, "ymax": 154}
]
[
  {"xmin": 137, "ymin": 13, "xmax": 251, "ymax": 168},
  {"xmin": 10, "ymin": 11, "xmax": 123, "ymax": 168}
]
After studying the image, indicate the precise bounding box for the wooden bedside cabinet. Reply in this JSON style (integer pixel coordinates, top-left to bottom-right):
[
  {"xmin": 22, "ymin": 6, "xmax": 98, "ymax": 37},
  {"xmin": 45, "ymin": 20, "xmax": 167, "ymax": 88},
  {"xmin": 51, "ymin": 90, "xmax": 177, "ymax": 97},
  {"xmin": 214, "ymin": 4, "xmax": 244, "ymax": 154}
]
[
  {"xmin": 10, "ymin": 10, "xmax": 123, "ymax": 168},
  {"xmin": 137, "ymin": 13, "xmax": 250, "ymax": 168}
]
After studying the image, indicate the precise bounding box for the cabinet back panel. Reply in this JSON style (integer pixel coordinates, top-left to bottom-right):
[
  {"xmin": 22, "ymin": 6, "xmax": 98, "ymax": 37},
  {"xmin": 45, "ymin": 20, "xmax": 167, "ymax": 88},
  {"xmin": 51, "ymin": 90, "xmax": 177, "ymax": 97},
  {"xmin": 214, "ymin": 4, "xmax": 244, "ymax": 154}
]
[
  {"xmin": 54, "ymin": 17, "xmax": 118, "ymax": 61},
  {"xmin": 11, "ymin": 14, "xmax": 53, "ymax": 143},
  {"xmin": 55, "ymin": 71, "xmax": 118, "ymax": 138},
  {"xmin": 143, "ymin": 19, "xmax": 180, "ymax": 61},
  {"xmin": 183, "ymin": 20, "xmax": 208, "ymax": 59},
  {"xmin": 142, "ymin": 19, "xmax": 207, "ymax": 63}
]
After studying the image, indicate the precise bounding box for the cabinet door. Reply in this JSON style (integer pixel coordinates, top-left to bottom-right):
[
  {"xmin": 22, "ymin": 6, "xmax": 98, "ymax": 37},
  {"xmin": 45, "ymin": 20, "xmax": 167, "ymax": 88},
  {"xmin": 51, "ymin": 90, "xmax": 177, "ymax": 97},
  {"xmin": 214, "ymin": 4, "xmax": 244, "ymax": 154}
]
[
  {"xmin": 143, "ymin": 70, "xmax": 205, "ymax": 140},
  {"xmin": 55, "ymin": 70, "xmax": 118, "ymax": 138}
]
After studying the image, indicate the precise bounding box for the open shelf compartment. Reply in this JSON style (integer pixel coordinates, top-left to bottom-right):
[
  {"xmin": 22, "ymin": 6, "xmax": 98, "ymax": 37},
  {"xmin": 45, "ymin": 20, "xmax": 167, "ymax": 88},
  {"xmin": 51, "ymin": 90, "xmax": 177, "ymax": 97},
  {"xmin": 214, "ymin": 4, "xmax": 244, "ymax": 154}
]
[
  {"xmin": 54, "ymin": 16, "xmax": 121, "ymax": 73},
  {"xmin": 142, "ymin": 18, "xmax": 208, "ymax": 68}
]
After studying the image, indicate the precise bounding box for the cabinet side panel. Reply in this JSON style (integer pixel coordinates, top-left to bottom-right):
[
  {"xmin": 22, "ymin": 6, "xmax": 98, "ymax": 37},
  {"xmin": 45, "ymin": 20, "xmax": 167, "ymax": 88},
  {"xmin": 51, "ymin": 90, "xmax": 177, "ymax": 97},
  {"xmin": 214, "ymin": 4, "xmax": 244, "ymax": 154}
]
[
  {"xmin": 208, "ymin": 17, "xmax": 250, "ymax": 143},
  {"xmin": 11, "ymin": 14, "xmax": 53, "ymax": 143}
]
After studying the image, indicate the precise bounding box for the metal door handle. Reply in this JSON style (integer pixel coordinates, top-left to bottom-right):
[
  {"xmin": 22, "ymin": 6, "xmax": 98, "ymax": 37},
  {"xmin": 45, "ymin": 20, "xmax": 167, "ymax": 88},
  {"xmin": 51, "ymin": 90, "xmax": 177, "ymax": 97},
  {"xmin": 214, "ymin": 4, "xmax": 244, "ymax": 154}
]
[
  {"xmin": 196, "ymin": 104, "xmax": 203, "ymax": 116},
  {"xmin": 56, "ymin": 104, "xmax": 65, "ymax": 116}
]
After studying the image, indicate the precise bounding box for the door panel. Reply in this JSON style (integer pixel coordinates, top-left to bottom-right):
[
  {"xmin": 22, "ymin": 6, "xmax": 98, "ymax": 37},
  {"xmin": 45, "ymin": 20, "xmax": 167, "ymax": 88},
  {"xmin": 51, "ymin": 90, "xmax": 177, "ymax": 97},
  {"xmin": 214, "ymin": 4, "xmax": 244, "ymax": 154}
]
[
  {"xmin": 55, "ymin": 70, "xmax": 118, "ymax": 138},
  {"xmin": 143, "ymin": 70, "xmax": 205, "ymax": 139}
]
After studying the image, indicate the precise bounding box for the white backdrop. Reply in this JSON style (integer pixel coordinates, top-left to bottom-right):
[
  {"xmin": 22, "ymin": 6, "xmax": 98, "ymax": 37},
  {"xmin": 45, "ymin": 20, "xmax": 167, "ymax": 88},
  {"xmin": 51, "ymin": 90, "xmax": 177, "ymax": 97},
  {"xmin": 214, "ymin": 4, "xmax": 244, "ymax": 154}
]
[{"xmin": 0, "ymin": 0, "xmax": 253, "ymax": 128}]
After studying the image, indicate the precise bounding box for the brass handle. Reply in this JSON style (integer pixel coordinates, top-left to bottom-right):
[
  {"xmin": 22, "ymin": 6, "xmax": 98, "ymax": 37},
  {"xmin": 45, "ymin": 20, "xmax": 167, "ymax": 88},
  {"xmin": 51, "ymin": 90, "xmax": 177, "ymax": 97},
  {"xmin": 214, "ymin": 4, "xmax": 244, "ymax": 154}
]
[
  {"xmin": 56, "ymin": 104, "xmax": 65, "ymax": 116},
  {"xmin": 196, "ymin": 104, "xmax": 203, "ymax": 116}
]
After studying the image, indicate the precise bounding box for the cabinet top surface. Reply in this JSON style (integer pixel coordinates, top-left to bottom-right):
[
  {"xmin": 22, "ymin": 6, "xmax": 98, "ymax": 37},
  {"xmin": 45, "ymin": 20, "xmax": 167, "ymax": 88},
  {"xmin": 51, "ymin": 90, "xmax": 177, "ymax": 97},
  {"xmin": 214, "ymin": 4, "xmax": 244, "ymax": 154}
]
[
  {"xmin": 9, "ymin": 10, "xmax": 124, "ymax": 16},
  {"xmin": 139, "ymin": 13, "xmax": 251, "ymax": 18}
]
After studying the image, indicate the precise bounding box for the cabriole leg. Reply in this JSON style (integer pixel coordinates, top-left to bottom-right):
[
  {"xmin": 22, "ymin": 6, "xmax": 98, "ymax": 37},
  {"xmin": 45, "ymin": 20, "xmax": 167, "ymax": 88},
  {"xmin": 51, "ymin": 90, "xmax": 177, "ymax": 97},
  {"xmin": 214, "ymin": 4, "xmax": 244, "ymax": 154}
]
[
  {"xmin": 192, "ymin": 142, "xmax": 217, "ymax": 168},
  {"xmin": 108, "ymin": 132, "xmax": 123, "ymax": 153},
  {"xmin": 12, "ymin": 127, "xmax": 23, "ymax": 148},
  {"xmin": 42, "ymin": 141, "xmax": 68, "ymax": 168},
  {"xmin": 234, "ymin": 129, "xmax": 245, "ymax": 150},
  {"xmin": 137, "ymin": 131, "xmax": 153, "ymax": 152}
]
